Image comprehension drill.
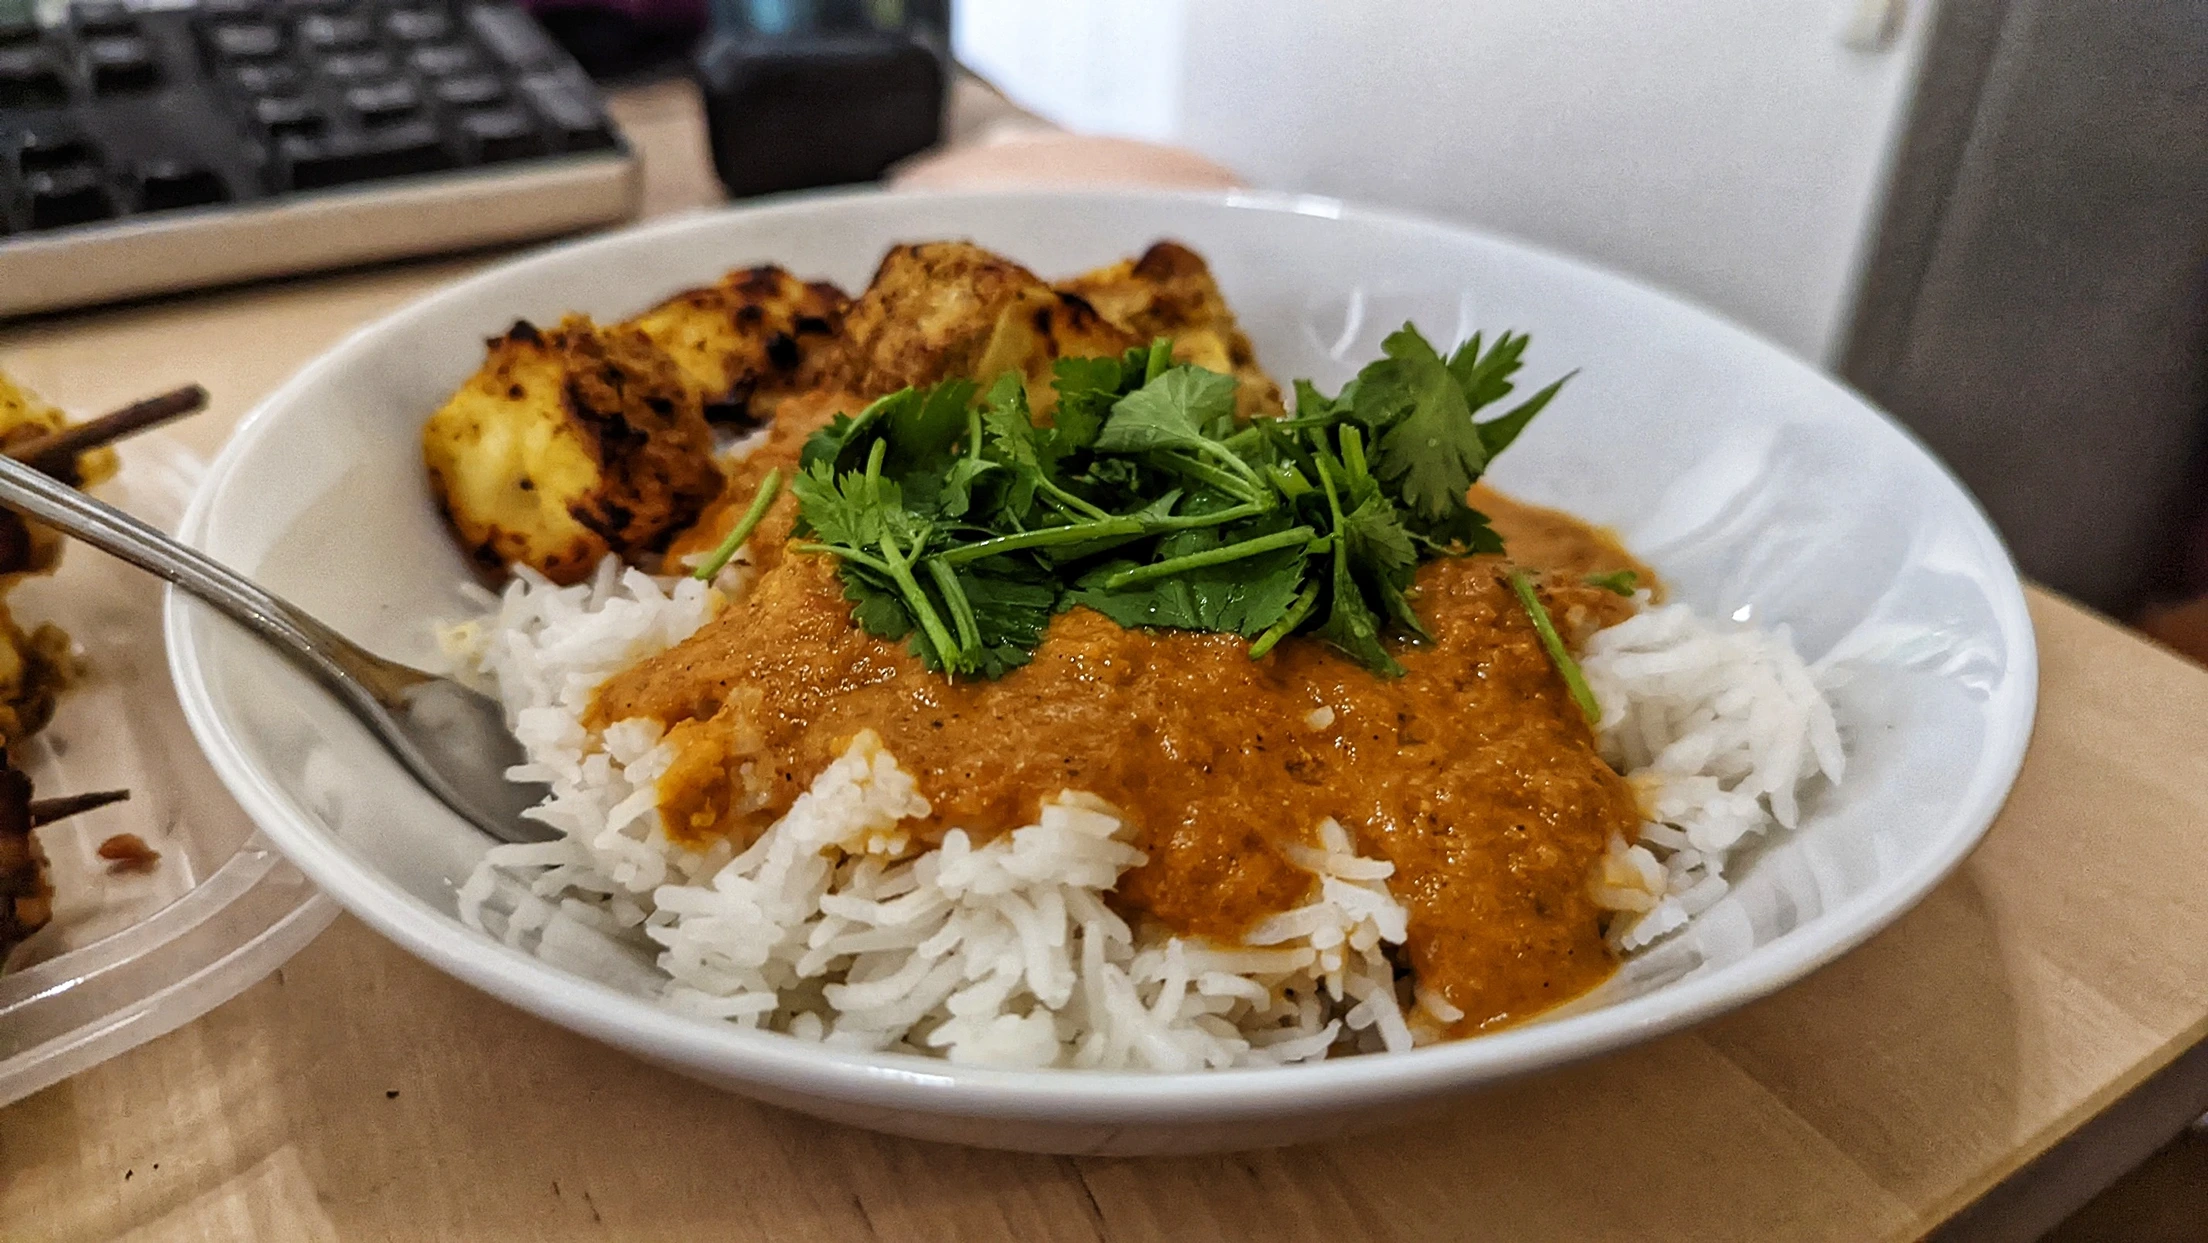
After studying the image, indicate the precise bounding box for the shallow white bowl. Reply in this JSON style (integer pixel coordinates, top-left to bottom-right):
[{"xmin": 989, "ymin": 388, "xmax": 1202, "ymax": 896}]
[{"xmin": 166, "ymin": 189, "xmax": 2036, "ymax": 1155}]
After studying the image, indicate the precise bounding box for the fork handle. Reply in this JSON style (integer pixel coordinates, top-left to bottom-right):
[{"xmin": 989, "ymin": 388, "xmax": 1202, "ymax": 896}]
[{"xmin": 0, "ymin": 454, "xmax": 430, "ymax": 709}]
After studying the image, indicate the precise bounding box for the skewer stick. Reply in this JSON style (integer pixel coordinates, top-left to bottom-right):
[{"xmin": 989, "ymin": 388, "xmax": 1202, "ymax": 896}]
[
  {"xmin": 28, "ymin": 789, "xmax": 130, "ymax": 826},
  {"xmin": 6, "ymin": 385, "xmax": 209, "ymax": 477}
]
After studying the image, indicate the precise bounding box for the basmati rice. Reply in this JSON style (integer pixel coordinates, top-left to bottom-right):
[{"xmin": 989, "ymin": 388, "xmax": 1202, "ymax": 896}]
[{"xmin": 446, "ymin": 567, "xmax": 1841, "ymax": 1067}]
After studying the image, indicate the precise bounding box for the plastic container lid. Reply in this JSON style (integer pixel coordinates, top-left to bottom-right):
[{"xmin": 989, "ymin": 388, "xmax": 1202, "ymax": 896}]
[{"xmin": 0, "ymin": 434, "xmax": 334, "ymax": 1106}]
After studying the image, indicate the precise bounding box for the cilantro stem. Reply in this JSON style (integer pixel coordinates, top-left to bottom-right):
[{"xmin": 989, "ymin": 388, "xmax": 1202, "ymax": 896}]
[
  {"xmin": 1188, "ymin": 437, "xmax": 1265, "ymax": 486},
  {"xmin": 880, "ymin": 535, "xmax": 962, "ymax": 673},
  {"xmin": 1508, "ymin": 569, "xmax": 1601, "ymax": 726},
  {"xmin": 1150, "ymin": 451, "xmax": 1264, "ymax": 502},
  {"xmin": 1313, "ymin": 449, "xmax": 1351, "ymax": 582},
  {"xmin": 1142, "ymin": 501, "xmax": 1266, "ymax": 531},
  {"xmin": 926, "ymin": 558, "xmax": 981, "ymax": 654},
  {"xmin": 794, "ymin": 542, "xmax": 889, "ymax": 574},
  {"xmin": 1038, "ymin": 476, "xmax": 1111, "ymax": 521},
  {"xmin": 800, "ymin": 542, "xmax": 968, "ymax": 671},
  {"xmin": 691, "ymin": 467, "xmax": 782, "ymax": 581},
  {"xmin": 935, "ymin": 516, "xmax": 1148, "ymax": 566},
  {"xmin": 1247, "ymin": 577, "xmax": 1323, "ymax": 660},
  {"xmin": 1338, "ymin": 424, "xmax": 1369, "ymax": 483},
  {"xmin": 1144, "ymin": 337, "xmax": 1172, "ymax": 384},
  {"xmin": 1267, "ymin": 462, "xmax": 1313, "ymax": 499},
  {"xmin": 1103, "ymin": 526, "xmax": 1316, "ymax": 590}
]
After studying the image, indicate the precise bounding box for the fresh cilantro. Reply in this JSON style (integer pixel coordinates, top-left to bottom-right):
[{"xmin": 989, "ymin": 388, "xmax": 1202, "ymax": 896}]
[
  {"xmin": 1095, "ymin": 366, "xmax": 1239, "ymax": 458},
  {"xmin": 692, "ymin": 467, "xmax": 783, "ymax": 581},
  {"xmin": 1049, "ymin": 355, "xmax": 1124, "ymax": 451},
  {"xmin": 1585, "ymin": 569, "xmax": 1639, "ymax": 596},
  {"xmin": 783, "ymin": 320, "xmax": 1571, "ymax": 680},
  {"xmin": 1509, "ymin": 569, "xmax": 1600, "ymax": 725},
  {"xmin": 1367, "ymin": 324, "xmax": 1485, "ymax": 524}
]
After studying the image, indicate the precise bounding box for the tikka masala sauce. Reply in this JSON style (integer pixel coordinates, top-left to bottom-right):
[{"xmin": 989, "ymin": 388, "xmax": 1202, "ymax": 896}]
[{"xmin": 592, "ymin": 396, "xmax": 1654, "ymax": 1034}]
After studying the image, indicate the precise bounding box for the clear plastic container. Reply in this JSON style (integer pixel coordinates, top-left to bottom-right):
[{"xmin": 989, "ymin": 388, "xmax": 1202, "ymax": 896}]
[{"xmin": 0, "ymin": 434, "xmax": 334, "ymax": 1105}]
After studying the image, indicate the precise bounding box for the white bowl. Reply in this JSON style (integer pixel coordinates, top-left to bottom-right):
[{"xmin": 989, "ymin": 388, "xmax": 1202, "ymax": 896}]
[{"xmin": 166, "ymin": 189, "xmax": 2036, "ymax": 1155}]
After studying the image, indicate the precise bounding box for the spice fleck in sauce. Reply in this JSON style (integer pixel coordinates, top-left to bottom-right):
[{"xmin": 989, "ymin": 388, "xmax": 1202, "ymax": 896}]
[{"xmin": 610, "ymin": 400, "xmax": 1655, "ymax": 1034}]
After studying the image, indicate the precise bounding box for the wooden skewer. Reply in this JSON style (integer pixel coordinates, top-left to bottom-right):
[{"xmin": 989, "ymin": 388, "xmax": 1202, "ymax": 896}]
[
  {"xmin": 6, "ymin": 385, "xmax": 209, "ymax": 478},
  {"xmin": 28, "ymin": 789, "xmax": 130, "ymax": 827}
]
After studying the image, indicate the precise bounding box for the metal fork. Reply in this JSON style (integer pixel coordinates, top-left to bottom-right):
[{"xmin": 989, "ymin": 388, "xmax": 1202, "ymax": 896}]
[{"xmin": 0, "ymin": 454, "xmax": 554, "ymax": 844}]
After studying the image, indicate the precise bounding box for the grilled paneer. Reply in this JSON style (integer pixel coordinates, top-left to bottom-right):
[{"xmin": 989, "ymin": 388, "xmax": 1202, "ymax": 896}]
[
  {"xmin": 0, "ymin": 374, "xmax": 119, "ymax": 583},
  {"xmin": 422, "ymin": 316, "xmax": 724, "ymax": 585},
  {"xmin": 625, "ymin": 266, "xmax": 849, "ymax": 427},
  {"xmin": 0, "ymin": 603, "xmax": 70, "ymax": 748},
  {"xmin": 1058, "ymin": 241, "xmax": 1284, "ymax": 417},
  {"xmin": 830, "ymin": 242, "xmax": 1138, "ymax": 411}
]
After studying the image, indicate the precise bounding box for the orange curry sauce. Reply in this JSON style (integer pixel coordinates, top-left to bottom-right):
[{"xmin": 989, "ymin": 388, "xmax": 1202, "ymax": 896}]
[{"xmin": 594, "ymin": 395, "xmax": 1656, "ymax": 1035}]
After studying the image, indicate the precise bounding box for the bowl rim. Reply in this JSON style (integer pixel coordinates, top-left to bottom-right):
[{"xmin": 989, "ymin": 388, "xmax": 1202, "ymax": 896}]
[{"xmin": 164, "ymin": 185, "xmax": 2039, "ymax": 1120}]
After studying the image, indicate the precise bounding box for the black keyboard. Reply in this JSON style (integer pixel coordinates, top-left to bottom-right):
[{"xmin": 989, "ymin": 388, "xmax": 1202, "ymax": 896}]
[{"xmin": 0, "ymin": 0, "xmax": 638, "ymax": 317}]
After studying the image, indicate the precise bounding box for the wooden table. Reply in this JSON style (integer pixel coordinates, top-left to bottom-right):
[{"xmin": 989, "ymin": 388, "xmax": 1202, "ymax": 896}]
[{"xmin": 7, "ymin": 81, "xmax": 2208, "ymax": 1243}]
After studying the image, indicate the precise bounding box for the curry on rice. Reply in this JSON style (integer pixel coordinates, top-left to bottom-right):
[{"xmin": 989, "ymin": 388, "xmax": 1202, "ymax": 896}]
[{"xmin": 425, "ymin": 239, "xmax": 1839, "ymax": 1065}]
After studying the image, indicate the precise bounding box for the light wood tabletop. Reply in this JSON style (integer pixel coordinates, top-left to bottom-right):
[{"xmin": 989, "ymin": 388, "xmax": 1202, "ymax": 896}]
[{"xmin": 7, "ymin": 80, "xmax": 2208, "ymax": 1243}]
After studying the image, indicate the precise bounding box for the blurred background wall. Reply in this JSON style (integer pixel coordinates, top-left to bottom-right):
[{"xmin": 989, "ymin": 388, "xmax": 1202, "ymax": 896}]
[{"xmin": 954, "ymin": 0, "xmax": 2208, "ymax": 620}]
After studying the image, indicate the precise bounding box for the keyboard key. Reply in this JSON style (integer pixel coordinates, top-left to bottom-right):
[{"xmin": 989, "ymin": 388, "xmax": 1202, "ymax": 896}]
[
  {"xmin": 25, "ymin": 166, "xmax": 113, "ymax": 229},
  {"xmin": 432, "ymin": 71, "xmax": 503, "ymax": 107},
  {"xmin": 230, "ymin": 60, "xmax": 300, "ymax": 93},
  {"xmin": 253, "ymin": 92, "xmax": 326, "ymax": 138},
  {"xmin": 519, "ymin": 73, "xmax": 614, "ymax": 151},
  {"xmin": 195, "ymin": 0, "xmax": 269, "ymax": 20},
  {"xmin": 408, "ymin": 42, "xmax": 475, "ymax": 76},
  {"xmin": 466, "ymin": 4, "xmax": 558, "ymax": 71},
  {"xmin": 455, "ymin": 106, "xmax": 540, "ymax": 162},
  {"xmin": 86, "ymin": 35, "xmax": 160, "ymax": 93},
  {"xmin": 280, "ymin": 120, "xmax": 452, "ymax": 190},
  {"xmin": 384, "ymin": 8, "xmax": 452, "ymax": 41},
  {"xmin": 0, "ymin": 45, "xmax": 67, "ymax": 110},
  {"xmin": 297, "ymin": 13, "xmax": 374, "ymax": 51},
  {"xmin": 15, "ymin": 121, "xmax": 96, "ymax": 174},
  {"xmin": 319, "ymin": 49, "xmax": 392, "ymax": 80},
  {"xmin": 132, "ymin": 159, "xmax": 230, "ymax": 211},
  {"xmin": 71, "ymin": 2, "xmax": 137, "ymax": 36},
  {"xmin": 345, "ymin": 77, "xmax": 419, "ymax": 124},
  {"xmin": 207, "ymin": 22, "xmax": 284, "ymax": 61}
]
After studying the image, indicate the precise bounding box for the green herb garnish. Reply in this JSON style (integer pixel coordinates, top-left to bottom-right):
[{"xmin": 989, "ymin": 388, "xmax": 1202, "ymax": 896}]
[
  {"xmin": 790, "ymin": 323, "xmax": 1568, "ymax": 678},
  {"xmin": 692, "ymin": 467, "xmax": 783, "ymax": 581},
  {"xmin": 1508, "ymin": 569, "xmax": 1601, "ymax": 725},
  {"xmin": 1584, "ymin": 569, "xmax": 1639, "ymax": 596}
]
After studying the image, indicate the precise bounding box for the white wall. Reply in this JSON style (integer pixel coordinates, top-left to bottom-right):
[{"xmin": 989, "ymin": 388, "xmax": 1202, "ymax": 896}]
[{"xmin": 955, "ymin": 0, "xmax": 1938, "ymax": 365}]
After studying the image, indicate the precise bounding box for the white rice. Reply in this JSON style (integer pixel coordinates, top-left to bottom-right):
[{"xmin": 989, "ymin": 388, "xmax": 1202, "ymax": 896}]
[{"xmin": 446, "ymin": 568, "xmax": 1841, "ymax": 1068}]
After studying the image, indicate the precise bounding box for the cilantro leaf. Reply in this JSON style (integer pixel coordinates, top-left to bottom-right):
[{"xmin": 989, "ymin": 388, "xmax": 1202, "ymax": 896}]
[
  {"xmin": 959, "ymin": 569, "xmax": 1059, "ymax": 677},
  {"xmin": 1050, "ymin": 355, "xmax": 1123, "ymax": 451},
  {"xmin": 1368, "ymin": 323, "xmax": 1486, "ymax": 524},
  {"xmin": 1476, "ymin": 373, "xmax": 1569, "ymax": 459},
  {"xmin": 789, "ymin": 459, "xmax": 886, "ymax": 548},
  {"xmin": 1585, "ymin": 569, "xmax": 1639, "ymax": 596},
  {"xmin": 1446, "ymin": 330, "xmax": 1525, "ymax": 409},
  {"xmin": 1293, "ymin": 378, "xmax": 1345, "ymax": 423},
  {"xmin": 800, "ymin": 380, "xmax": 975, "ymax": 478},
  {"xmin": 1093, "ymin": 365, "xmax": 1238, "ymax": 456},
  {"xmin": 935, "ymin": 456, "xmax": 997, "ymax": 520},
  {"xmin": 1405, "ymin": 507, "xmax": 1505, "ymax": 558},
  {"xmin": 1339, "ymin": 488, "xmax": 1416, "ymax": 577},
  {"xmin": 1314, "ymin": 554, "xmax": 1399, "ymax": 675},
  {"xmin": 885, "ymin": 378, "xmax": 977, "ymax": 473},
  {"xmin": 1067, "ymin": 535, "xmax": 1307, "ymax": 637},
  {"xmin": 842, "ymin": 568, "xmax": 914, "ymax": 642}
]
